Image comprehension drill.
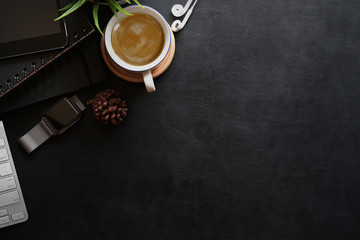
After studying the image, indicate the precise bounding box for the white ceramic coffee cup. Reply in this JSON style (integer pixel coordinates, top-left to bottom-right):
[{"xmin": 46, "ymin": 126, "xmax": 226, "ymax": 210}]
[{"xmin": 105, "ymin": 5, "xmax": 171, "ymax": 93}]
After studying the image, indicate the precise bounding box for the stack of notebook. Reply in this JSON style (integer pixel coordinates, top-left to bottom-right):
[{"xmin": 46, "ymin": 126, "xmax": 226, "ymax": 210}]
[{"xmin": 0, "ymin": 0, "xmax": 108, "ymax": 113}]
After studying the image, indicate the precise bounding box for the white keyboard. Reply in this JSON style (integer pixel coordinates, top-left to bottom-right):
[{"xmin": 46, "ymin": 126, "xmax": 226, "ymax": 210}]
[{"xmin": 0, "ymin": 121, "xmax": 28, "ymax": 228}]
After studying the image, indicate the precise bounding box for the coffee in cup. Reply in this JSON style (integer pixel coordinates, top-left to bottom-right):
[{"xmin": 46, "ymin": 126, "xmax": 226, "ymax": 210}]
[
  {"xmin": 105, "ymin": 6, "xmax": 171, "ymax": 92},
  {"xmin": 111, "ymin": 13, "xmax": 164, "ymax": 66}
]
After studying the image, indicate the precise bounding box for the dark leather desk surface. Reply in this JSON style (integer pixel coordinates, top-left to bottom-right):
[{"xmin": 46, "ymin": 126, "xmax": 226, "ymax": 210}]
[{"xmin": 1, "ymin": 0, "xmax": 360, "ymax": 239}]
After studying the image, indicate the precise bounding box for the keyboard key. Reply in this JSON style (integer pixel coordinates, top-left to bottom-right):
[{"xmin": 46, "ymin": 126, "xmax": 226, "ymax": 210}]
[
  {"xmin": 11, "ymin": 212, "xmax": 25, "ymax": 221},
  {"xmin": 0, "ymin": 162, "xmax": 12, "ymax": 176},
  {"xmin": 0, "ymin": 209, "xmax": 8, "ymax": 217},
  {"xmin": 0, "ymin": 177, "xmax": 16, "ymax": 193},
  {"xmin": 0, "ymin": 191, "xmax": 20, "ymax": 208},
  {"xmin": 0, "ymin": 216, "xmax": 10, "ymax": 225},
  {"xmin": 0, "ymin": 148, "xmax": 8, "ymax": 162},
  {"xmin": 0, "ymin": 121, "xmax": 28, "ymax": 229}
]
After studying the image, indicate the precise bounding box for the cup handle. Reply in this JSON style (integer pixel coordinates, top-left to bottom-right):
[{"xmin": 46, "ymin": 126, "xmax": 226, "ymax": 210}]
[{"xmin": 142, "ymin": 70, "xmax": 156, "ymax": 93}]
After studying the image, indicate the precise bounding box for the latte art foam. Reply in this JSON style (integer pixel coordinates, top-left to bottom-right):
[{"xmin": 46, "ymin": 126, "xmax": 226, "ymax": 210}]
[{"xmin": 111, "ymin": 13, "xmax": 164, "ymax": 66}]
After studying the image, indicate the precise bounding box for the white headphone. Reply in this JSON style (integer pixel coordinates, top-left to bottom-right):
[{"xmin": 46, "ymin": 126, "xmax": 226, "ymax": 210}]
[
  {"xmin": 171, "ymin": 0, "xmax": 193, "ymax": 17},
  {"xmin": 171, "ymin": 0, "xmax": 198, "ymax": 32}
]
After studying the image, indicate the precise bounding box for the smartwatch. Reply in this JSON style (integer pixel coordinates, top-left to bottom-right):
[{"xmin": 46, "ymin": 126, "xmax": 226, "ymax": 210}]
[{"xmin": 18, "ymin": 95, "xmax": 86, "ymax": 153}]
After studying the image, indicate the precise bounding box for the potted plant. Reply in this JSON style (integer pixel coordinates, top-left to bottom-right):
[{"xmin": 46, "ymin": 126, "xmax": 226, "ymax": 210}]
[{"xmin": 55, "ymin": 0, "xmax": 143, "ymax": 34}]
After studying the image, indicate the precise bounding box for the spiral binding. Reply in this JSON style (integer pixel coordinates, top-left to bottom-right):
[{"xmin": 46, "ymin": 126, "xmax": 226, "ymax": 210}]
[{"xmin": 0, "ymin": 26, "xmax": 95, "ymax": 99}]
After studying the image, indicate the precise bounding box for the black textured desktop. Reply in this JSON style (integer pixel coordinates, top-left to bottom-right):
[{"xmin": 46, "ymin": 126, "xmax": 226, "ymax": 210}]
[{"xmin": 0, "ymin": 0, "xmax": 359, "ymax": 239}]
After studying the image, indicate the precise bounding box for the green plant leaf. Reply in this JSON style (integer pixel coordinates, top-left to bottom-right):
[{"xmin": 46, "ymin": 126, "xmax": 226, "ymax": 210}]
[
  {"xmin": 106, "ymin": 0, "xmax": 132, "ymax": 16},
  {"xmin": 58, "ymin": 1, "xmax": 75, "ymax": 11},
  {"xmin": 108, "ymin": 3, "xmax": 120, "ymax": 19},
  {"xmin": 92, "ymin": 0, "xmax": 103, "ymax": 35},
  {"xmin": 55, "ymin": 0, "xmax": 87, "ymax": 21},
  {"xmin": 132, "ymin": 0, "xmax": 143, "ymax": 8}
]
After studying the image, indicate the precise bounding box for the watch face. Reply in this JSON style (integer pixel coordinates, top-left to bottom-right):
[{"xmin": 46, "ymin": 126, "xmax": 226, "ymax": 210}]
[{"xmin": 43, "ymin": 98, "xmax": 80, "ymax": 132}]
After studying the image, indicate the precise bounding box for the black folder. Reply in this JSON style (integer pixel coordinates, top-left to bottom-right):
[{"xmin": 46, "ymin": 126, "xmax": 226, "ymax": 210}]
[{"xmin": 0, "ymin": 0, "xmax": 106, "ymax": 113}]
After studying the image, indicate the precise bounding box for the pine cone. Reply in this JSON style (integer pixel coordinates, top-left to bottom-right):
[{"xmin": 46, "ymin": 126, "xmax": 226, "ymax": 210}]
[{"xmin": 87, "ymin": 89, "xmax": 127, "ymax": 125}]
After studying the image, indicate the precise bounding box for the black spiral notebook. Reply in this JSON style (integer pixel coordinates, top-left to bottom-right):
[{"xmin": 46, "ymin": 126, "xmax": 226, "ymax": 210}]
[{"xmin": 0, "ymin": 1, "xmax": 106, "ymax": 113}]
